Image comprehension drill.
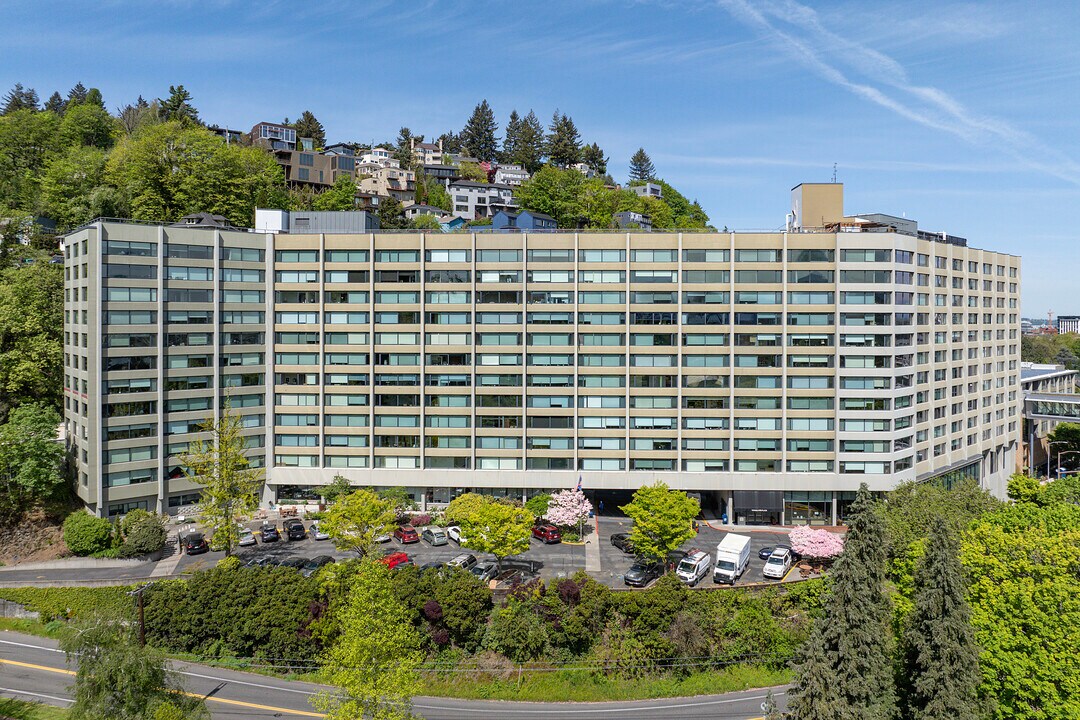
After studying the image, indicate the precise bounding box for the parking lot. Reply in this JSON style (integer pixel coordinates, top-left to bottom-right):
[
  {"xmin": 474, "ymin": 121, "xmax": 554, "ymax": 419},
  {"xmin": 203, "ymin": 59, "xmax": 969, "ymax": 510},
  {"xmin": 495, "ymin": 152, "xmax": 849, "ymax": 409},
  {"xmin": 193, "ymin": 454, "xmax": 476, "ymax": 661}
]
[{"xmin": 175, "ymin": 516, "xmax": 793, "ymax": 589}]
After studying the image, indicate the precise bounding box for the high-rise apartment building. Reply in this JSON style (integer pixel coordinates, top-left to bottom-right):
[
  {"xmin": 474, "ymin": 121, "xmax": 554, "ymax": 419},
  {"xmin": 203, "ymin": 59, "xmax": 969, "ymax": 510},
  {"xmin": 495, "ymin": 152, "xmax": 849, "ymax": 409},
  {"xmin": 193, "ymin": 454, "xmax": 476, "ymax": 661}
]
[{"xmin": 63, "ymin": 184, "xmax": 1022, "ymax": 523}]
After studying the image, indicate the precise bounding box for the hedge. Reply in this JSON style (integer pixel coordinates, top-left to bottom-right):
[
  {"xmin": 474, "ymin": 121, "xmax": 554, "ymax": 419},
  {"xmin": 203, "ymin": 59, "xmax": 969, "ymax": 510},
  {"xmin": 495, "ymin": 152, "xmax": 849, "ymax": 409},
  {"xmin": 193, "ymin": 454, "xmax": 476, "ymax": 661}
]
[{"xmin": 0, "ymin": 586, "xmax": 136, "ymax": 622}]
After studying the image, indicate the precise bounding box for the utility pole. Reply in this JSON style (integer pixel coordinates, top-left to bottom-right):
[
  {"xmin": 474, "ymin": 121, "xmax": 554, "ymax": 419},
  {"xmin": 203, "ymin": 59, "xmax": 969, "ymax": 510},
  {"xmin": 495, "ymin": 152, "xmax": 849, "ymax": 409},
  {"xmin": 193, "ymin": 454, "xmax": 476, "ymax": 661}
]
[{"xmin": 127, "ymin": 581, "xmax": 155, "ymax": 647}]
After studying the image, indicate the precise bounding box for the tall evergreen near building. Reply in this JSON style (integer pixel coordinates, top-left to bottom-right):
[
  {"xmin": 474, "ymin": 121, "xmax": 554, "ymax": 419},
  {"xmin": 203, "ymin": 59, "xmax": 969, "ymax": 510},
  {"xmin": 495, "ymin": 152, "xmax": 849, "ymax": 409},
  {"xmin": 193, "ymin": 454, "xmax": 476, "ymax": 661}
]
[
  {"xmin": 460, "ymin": 99, "xmax": 499, "ymax": 162},
  {"xmin": 900, "ymin": 517, "xmax": 981, "ymax": 720},
  {"xmin": 787, "ymin": 624, "xmax": 839, "ymax": 720},
  {"xmin": 788, "ymin": 483, "xmax": 896, "ymax": 720},
  {"xmin": 546, "ymin": 111, "xmax": 581, "ymax": 167},
  {"xmin": 629, "ymin": 147, "xmax": 656, "ymax": 181},
  {"xmin": 514, "ymin": 110, "xmax": 545, "ymax": 173},
  {"xmin": 581, "ymin": 142, "xmax": 608, "ymax": 175},
  {"xmin": 501, "ymin": 110, "xmax": 522, "ymax": 163},
  {"xmin": 293, "ymin": 110, "xmax": 326, "ymax": 150}
]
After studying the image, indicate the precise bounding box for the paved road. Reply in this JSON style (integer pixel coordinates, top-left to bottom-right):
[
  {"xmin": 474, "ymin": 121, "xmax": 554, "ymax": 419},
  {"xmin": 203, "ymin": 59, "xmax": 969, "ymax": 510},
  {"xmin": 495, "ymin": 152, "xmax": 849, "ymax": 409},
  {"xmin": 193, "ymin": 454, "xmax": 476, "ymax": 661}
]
[{"xmin": 0, "ymin": 631, "xmax": 785, "ymax": 719}]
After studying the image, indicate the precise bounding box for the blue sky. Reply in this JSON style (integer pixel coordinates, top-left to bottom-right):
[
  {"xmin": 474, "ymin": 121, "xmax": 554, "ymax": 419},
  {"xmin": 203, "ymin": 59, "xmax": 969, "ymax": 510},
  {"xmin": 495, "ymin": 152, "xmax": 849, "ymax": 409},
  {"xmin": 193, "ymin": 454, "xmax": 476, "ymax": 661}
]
[{"xmin": 3, "ymin": 0, "xmax": 1078, "ymax": 315}]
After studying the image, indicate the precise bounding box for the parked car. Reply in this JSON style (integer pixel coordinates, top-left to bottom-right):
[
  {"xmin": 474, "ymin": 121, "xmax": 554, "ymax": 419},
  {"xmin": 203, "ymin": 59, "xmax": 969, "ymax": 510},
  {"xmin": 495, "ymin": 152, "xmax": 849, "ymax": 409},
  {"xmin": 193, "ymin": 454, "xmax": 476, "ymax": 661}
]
[
  {"xmin": 244, "ymin": 556, "xmax": 275, "ymax": 568},
  {"xmin": 675, "ymin": 550, "xmax": 712, "ymax": 587},
  {"xmin": 446, "ymin": 553, "xmax": 478, "ymax": 571},
  {"xmin": 375, "ymin": 531, "xmax": 392, "ymax": 543},
  {"xmin": 610, "ymin": 533, "xmax": 634, "ymax": 553},
  {"xmin": 260, "ymin": 524, "xmax": 281, "ymax": 542},
  {"xmin": 183, "ymin": 532, "xmax": 209, "ymax": 555},
  {"xmin": 419, "ymin": 562, "xmax": 444, "ymax": 572},
  {"xmin": 758, "ymin": 543, "xmax": 795, "ymax": 561},
  {"xmin": 283, "ymin": 518, "xmax": 307, "ymax": 541},
  {"xmin": 532, "ymin": 523, "xmax": 562, "ymax": 544},
  {"xmin": 278, "ymin": 557, "xmax": 309, "ymax": 571},
  {"xmin": 470, "ymin": 561, "xmax": 499, "ymax": 583},
  {"xmin": 394, "ymin": 526, "xmax": 420, "ymax": 544},
  {"xmin": 378, "ymin": 551, "xmax": 411, "ymax": 569},
  {"xmin": 763, "ymin": 549, "xmax": 793, "ymax": 580},
  {"xmin": 309, "ymin": 522, "xmax": 330, "ymax": 541},
  {"xmin": 421, "ymin": 527, "xmax": 449, "ymax": 546},
  {"xmin": 301, "ymin": 555, "xmax": 335, "ymax": 577},
  {"xmin": 446, "ymin": 525, "xmax": 467, "ymax": 546},
  {"xmin": 624, "ymin": 558, "xmax": 665, "ymax": 588},
  {"xmin": 238, "ymin": 527, "xmax": 256, "ymax": 547}
]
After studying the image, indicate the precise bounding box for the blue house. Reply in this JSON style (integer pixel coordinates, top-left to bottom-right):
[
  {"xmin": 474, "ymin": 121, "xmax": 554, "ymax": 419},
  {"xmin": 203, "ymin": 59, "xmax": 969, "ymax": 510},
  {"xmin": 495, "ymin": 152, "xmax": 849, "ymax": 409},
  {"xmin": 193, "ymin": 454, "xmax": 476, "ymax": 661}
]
[{"xmin": 491, "ymin": 209, "xmax": 557, "ymax": 231}]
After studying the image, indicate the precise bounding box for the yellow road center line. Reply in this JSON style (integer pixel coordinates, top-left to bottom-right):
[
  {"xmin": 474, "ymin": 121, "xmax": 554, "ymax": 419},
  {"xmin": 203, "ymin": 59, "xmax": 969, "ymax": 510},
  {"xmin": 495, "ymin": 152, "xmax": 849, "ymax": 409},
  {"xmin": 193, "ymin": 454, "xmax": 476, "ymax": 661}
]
[{"xmin": 0, "ymin": 657, "xmax": 326, "ymax": 718}]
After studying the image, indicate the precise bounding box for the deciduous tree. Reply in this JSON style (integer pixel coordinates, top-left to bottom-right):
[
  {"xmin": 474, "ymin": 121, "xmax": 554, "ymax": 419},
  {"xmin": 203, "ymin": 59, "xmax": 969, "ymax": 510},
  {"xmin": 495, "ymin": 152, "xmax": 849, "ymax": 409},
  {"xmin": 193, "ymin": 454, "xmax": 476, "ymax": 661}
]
[
  {"xmin": 618, "ymin": 482, "xmax": 699, "ymax": 560},
  {"xmin": 312, "ymin": 175, "xmax": 358, "ymax": 211},
  {"xmin": 0, "ymin": 402, "xmax": 64, "ymax": 515},
  {"xmin": 0, "ymin": 254, "xmax": 64, "ymax": 416},
  {"xmin": 545, "ymin": 489, "xmax": 592, "ymax": 529},
  {"xmin": 61, "ymin": 612, "xmax": 210, "ymax": 720},
  {"xmin": 787, "ymin": 526, "xmax": 844, "ymax": 560},
  {"xmin": 446, "ymin": 493, "xmax": 533, "ymax": 569},
  {"xmin": 321, "ymin": 489, "xmax": 398, "ymax": 557},
  {"xmin": 900, "ymin": 518, "xmax": 981, "ymax": 720},
  {"xmin": 313, "ymin": 560, "xmax": 423, "ymax": 720},
  {"xmin": 179, "ymin": 404, "xmax": 263, "ymax": 556}
]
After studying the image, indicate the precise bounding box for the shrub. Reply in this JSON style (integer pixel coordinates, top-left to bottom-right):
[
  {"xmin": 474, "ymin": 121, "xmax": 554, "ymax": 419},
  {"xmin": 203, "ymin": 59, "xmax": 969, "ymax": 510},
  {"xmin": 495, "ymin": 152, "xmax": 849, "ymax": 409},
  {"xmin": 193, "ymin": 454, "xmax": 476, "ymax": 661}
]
[
  {"xmin": 409, "ymin": 513, "xmax": 433, "ymax": 527},
  {"xmin": 525, "ymin": 494, "xmax": 551, "ymax": 519},
  {"xmin": 0, "ymin": 586, "xmax": 135, "ymax": 622},
  {"xmin": 63, "ymin": 510, "xmax": 113, "ymax": 556},
  {"xmin": 787, "ymin": 526, "xmax": 844, "ymax": 560},
  {"xmin": 119, "ymin": 515, "xmax": 167, "ymax": 557},
  {"xmin": 119, "ymin": 508, "xmax": 152, "ymax": 538}
]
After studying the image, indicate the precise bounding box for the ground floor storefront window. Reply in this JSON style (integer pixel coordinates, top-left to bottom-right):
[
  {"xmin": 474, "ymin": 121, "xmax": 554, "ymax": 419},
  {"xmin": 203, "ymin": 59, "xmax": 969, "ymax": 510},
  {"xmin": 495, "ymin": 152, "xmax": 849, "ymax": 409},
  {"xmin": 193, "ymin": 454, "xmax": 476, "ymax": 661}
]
[{"xmin": 785, "ymin": 491, "xmax": 831, "ymax": 525}]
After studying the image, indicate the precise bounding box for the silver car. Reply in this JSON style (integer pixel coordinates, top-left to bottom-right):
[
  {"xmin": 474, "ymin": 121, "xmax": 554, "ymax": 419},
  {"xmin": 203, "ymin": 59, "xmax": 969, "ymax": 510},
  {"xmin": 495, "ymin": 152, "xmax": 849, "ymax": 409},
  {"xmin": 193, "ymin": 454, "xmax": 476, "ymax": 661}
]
[
  {"xmin": 309, "ymin": 521, "xmax": 330, "ymax": 541},
  {"xmin": 470, "ymin": 561, "xmax": 498, "ymax": 583},
  {"xmin": 421, "ymin": 527, "xmax": 449, "ymax": 546},
  {"xmin": 238, "ymin": 527, "xmax": 256, "ymax": 547}
]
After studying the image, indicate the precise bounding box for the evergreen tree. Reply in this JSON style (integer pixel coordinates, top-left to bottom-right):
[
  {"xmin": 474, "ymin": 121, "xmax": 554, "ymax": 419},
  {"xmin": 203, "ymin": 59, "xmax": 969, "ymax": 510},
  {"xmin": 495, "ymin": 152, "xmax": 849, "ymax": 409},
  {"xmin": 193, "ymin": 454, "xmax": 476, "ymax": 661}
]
[
  {"xmin": 581, "ymin": 142, "xmax": 608, "ymax": 175},
  {"xmin": 67, "ymin": 82, "xmax": 88, "ymax": 106},
  {"xmin": 84, "ymin": 88, "xmax": 105, "ymax": 108},
  {"xmin": 437, "ymin": 130, "xmax": 462, "ymax": 154},
  {"xmin": 824, "ymin": 483, "xmax": 896, "ymax": 719},
  {"xmin": 629, "ymin": 147, "xmax": 656, "ymax": 182},
  {"xmin": 460, "ymin": 99, "xmax": 499, "ymax": 162},
  {"xmin": 135, "ymin": 95, "xmax": 149, "ymax": 109},
  {"xmin": 378, "ymin": 195, "xmax": 408, "ymax": 229},
  {"xmin": 157, "ymin": 85, "xmax": 200, "ymax": 124},
  {"xmin": 787, "ymin": 624, "xmax": 840, "ymax": 720},
  {"xmin": 2, "ymin": 83, "xmax": 39, "ymax": 114},
  {"xmin": 393, "ymin": 126, "xmax": 417, "ymax": 169},
  {"xmin": 294, "ymin": 110, "xmax": 326, "ymax": 149},
  {"xmin": 900, "ymin": 518, "xmax": 981, "ymax": 720},
  {"xmin": 43, "ymin": 91, "xmax": 66, "ymax": 115},
  {"xmin": 514, "ymin": 110, "xmax": 545, "ymax": 173},
  {"xmin": 546, "ymin": 111, "xmax": 581, "ymax": 167},
  {"xmin": 501, "ymin": 110, "xmax": 522, "ymax": 163}
]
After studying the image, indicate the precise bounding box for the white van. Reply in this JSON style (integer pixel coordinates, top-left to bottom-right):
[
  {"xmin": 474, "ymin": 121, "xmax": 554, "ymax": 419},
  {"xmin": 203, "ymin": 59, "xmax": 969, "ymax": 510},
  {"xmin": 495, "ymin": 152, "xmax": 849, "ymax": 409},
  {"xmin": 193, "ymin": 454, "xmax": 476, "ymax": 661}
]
[{"xmin": 675, "ymin": 550, "xmax": 712, "ymax": 587}]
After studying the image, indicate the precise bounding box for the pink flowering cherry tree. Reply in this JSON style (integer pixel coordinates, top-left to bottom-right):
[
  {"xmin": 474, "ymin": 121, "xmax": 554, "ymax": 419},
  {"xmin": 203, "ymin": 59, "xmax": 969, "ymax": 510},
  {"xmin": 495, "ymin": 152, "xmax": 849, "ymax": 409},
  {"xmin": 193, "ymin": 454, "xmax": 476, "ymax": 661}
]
[
  {"xmin": 788, "ymin": 525, "xmax": 845, "ymax": 561},
  {"xmin": 545, "ymin": 489, "xmax": 593, "ymax": 531}
]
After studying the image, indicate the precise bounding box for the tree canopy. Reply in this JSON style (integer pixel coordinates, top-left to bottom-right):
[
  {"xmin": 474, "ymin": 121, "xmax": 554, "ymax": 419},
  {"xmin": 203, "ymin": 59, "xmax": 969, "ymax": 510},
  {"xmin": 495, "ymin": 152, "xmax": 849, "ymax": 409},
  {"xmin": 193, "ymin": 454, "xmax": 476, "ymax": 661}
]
[
  {"xmin": 321, "ymin": 489, "xmax": 398, "ymax": 557},
  {"xmin": 460, "ymin": 99, "xmax": 499, "ymax": 162},
  {"xmin": 618, "ymin": 482, "xmax": 699, "ymax": 560},
  {"xmin": 445, "ymin": 493, "xmax": 533, "ymax": 568},
  {"xmin": 156, "ymin": 84, "xmax": 200, "ymax": 124},
  {"xmin": 546, "ymin": 111, "xmax": 581, "ymax": 167},
  {"xmin": 629, "ymin": 147, "xmax": 656, "ymax": 181},
  {"xmin": 294, "ymin": 110, "xmax": 326, "ymax": 149}
]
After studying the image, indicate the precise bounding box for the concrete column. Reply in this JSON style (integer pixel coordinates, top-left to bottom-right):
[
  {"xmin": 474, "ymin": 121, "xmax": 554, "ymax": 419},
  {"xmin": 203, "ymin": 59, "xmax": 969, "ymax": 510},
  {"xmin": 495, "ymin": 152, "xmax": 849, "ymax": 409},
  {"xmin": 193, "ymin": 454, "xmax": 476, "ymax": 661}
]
[
  {"xmin": 831, "ymin": 495, "xmax": 838, "ymax": 526},
  {"xmin": 522, "ymin": 488, "xmax": 528, "ymax": 505},
  {"xmin": 726, "ymin": 493, "xmax": 734, "ymax": 525}
]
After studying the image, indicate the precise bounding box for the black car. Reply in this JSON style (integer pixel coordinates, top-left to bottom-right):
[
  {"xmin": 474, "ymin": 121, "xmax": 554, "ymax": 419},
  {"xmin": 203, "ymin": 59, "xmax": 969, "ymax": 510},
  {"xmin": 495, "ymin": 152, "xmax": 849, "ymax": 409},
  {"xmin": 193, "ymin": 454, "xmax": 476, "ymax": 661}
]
[
  {"xmin": 610, "ymin": 532, "xmax": 634, "ymax": 553},
  {"xmin": 183, "ymin": 532, "xmax": 209, "ymax": 555},
  {"xmin": 260, "ymin": 525, "xmax": 281, "ymax": 542},
  {"xmin": 624, "ymin": 559, "xmax": 665, "ymax": 588},
  {"xmin": 278, "ymin": 557, "xmax": 309, "ymax": 570},
  {"xmin": 283, "ymin": 519, "xmax": 307, "ymax": 541},
  {"xmin": 759, "ymin": 543, "xmax": 798, "ymax": 561},
  {"xmin": 301, "ymin": 555, "xmax": 335, "ymax": 576}
]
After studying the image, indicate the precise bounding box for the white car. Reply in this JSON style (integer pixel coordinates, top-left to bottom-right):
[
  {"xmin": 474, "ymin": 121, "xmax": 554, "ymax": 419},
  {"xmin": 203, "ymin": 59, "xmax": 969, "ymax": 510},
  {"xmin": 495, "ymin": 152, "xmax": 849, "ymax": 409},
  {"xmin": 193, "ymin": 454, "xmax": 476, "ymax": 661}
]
[
  {"xmin": 309, "ymin": 521, "xmax": 330, "ymax": 541},
  {"xmin": 375, "ymin": 531, "xmax": 392, "ymax": 543},
  {"xmin": 762, "ymin": 549, "xmax": 792, "ymax": 580},
  {"xmin": 238, "ymin": 527, "xmax": 256, "ymax": 547},
  {"xmin": 446, "ymin": 525, "xmax": 467, "ymax": 546}
]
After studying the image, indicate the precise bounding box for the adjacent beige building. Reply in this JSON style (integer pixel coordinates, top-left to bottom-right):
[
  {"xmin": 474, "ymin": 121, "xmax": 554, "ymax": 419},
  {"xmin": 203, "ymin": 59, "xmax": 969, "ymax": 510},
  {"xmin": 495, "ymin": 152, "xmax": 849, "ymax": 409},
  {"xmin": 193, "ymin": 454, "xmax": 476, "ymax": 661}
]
[{"xmin": 63, "ymin": 184, "xmax": 1021, "ymax": 523}]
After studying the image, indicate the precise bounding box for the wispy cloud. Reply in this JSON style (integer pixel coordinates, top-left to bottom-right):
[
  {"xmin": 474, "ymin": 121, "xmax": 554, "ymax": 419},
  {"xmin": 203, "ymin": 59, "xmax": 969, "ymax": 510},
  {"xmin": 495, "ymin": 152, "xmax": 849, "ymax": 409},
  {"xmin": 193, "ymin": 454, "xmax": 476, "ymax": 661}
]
[
  {"xmin": 716, "ymin": 0, "xmax": 1080, "ymax": 186},
  {"xmin": 657, "ymin": 153, "xmax": 1019, "ymax": 175}
]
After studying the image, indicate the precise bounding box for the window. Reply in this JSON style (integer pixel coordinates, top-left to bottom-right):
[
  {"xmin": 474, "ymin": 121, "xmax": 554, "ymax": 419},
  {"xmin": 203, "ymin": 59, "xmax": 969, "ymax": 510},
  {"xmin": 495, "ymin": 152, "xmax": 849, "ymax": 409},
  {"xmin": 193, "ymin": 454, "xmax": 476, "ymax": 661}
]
[
  {"xmin": 578, "ymin": 291, "xmax": 625, "ymax": 304},
  {"xmin": 103, "ymin": 240, "xmax": 156, "ymax": 257},
  {"xmin": 425, "ymin": 249, "xmax": 470, "ymax": 262},
  {"xmin": 630, "ymin": 270, "xmax": 676, "ymax": 283},
  {"xmin": 735, "ymin": 249, "xmax": 780, "ymax": 262},
  {"xmin": 683, "ymin": 249, "xmax": 729, "ymax": 262},
  {"xmin": 683, "ymin": 291, "xmax": 729, "ymax": 304},
  {"xmin": 579, "ymin": 249, "xmax": 625, "ymax": 262},
  {"xmin": 105, "ymin": 287, "xmax": 157, "ymax": 302},
  {"xmin": 841, "ymin": 249, "xmax": 891, "ymax": 262},
  {"xmin": 528, "ymin": 249, "xmax": 573, "ymax": 262},
  {"xmin": 325, "ymin": 249, "xmax": 369, "ymax": 262},
  {"xmin": 685, "ymin": 270, "xmax": 731, "ymax": 283},
  {"xmin": 104, "ymin": 263, "xmax": 156, "ymax": 279},
  {"xmin": 788, "ymin": 270, "xmax": 834, "ymax": 284},
  {"xmin": 376, "ymin": 250, "xmax": 419, "ymax": 263},
  {"xmin": 223, "ymin": 268, "xmax": 264, "ymax": 283},
  {"xmin": 276, "ymin": 250, "xmax": 319, "ymax": 263},
  {"xmin": 787, "ymin": 248, "xmax": 834, "ymax": 262},
  {"xmin": 477, "ymin": 249, "xmax": 522, "ymax": 262}
]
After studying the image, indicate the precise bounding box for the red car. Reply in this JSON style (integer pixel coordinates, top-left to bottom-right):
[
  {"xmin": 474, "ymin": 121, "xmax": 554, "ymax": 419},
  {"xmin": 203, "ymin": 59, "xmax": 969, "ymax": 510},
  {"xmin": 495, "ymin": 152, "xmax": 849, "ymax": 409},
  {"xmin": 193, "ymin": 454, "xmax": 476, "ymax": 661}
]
[
  {"xmin": 378, "ymin": 551, "xmax": 411, "ymax": 569},
  {"xmin": 394, "ymin": 526, "xmax": 419, "ymax": 544},
  {"xmin": 532, "ymin": 523, "xmax": 562, "ymax": 544}
]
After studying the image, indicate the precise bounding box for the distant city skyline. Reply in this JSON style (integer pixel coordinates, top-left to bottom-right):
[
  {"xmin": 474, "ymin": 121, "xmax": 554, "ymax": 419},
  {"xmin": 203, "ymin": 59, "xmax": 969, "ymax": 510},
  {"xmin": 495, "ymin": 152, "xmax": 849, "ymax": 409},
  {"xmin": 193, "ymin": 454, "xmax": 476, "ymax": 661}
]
[{"xmin": 4, "ymin": 0, "xmax": 1078, "ymax": 312}]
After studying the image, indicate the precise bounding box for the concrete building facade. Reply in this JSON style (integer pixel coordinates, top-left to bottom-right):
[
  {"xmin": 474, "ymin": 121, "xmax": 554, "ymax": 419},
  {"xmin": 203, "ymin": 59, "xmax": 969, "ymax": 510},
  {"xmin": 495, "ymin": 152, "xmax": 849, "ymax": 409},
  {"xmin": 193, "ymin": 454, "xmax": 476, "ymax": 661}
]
[{"xmin": 64, "ymin": 184, "xmax": 1022, "ymax": 522}]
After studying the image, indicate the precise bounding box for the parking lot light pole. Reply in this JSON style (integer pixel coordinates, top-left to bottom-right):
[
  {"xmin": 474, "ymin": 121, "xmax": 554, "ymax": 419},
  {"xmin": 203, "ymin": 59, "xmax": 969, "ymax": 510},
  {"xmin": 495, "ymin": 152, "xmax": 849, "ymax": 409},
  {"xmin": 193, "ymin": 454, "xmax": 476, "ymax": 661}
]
[{"xmin": 1048, "ymin": 441, "xmax": 1068, "ymax": 478}]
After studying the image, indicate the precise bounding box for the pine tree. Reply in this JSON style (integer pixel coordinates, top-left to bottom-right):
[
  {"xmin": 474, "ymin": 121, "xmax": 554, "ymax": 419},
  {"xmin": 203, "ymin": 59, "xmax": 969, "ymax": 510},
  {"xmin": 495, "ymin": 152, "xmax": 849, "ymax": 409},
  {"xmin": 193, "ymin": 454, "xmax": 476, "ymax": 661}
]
[
  {"xmin": 546, "ymin": 111, "xmax": 581, "ymax": 167},
  {"xmin": 501, "ymin": 110, "xmax": 522, "ymax": 163},
  {"xmin": 787, "ymin": 624, "xmax": 840, "ymax": 720},
  {"xmin": 158, "ymin": 85, "xmax": 200, "ymax": 124},
  {"xmin": 437, "ymin": 130, "xmax": 462, "ymax": 154},
  {"xmin": 460, "ymin": 99, "xmax": 499, "ymax": 162},
  {"xmin": 293, "ymin": 110, "xmax": 326, "ymax": 150},
  {"xmin": 85, "ymin": 88, "xmax": 105, "ymax": 108},
  {"xmin": 135, "ymin": 95, "xmax": 149, "ymax": 109},
  {"xmin": 2, "ymin": 83, "xmax": 39, "ymax": 114},
  {"xmin": 514, "ymin": 110, "xmax": 545, "ymax": 173},
  {"xmin": 67, "ymin": 82, "xmax": 88, "ymax": 106},
  {"xmin": 629, "ymin": 147, "xmax": 656, "ymax": 182},
  {"xmin": 581, "ymin": 142, "xmax": 608, "ymax": 175},
  {"xmin": 43, "ymin": 91, "xmax": 66, "ymax": 115},
  {"xmin": 900, "ymin": 518, "xmax": 981, "ymax": 720},
  {"xmin": 823, "ymin": 483, "xmax": 896, "ymax": 719},
  {"xmin": 393, "ymin": 126, "xmax": 418, "ymax": 169}
]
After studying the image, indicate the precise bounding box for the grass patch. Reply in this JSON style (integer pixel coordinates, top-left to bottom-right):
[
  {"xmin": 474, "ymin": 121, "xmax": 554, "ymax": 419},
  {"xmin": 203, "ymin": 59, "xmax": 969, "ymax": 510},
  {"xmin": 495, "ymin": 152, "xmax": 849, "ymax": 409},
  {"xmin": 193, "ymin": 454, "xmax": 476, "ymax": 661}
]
[
  {"xmin": 419, "ymin": 664, "xmax": 790, "ymax": 702},
  {"xmin": 0, "ymin": 698, "xmax": 68, "ymax": 719},
  {"xmin": 0, "ymin": 617, "xmax": 63, "ymax": 638}
]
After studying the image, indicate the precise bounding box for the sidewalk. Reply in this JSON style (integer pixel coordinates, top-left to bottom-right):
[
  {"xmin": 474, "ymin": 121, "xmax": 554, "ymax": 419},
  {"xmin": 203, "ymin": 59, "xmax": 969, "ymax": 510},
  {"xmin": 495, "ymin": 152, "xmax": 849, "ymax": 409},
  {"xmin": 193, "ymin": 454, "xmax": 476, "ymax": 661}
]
[
  {"xmin": 584, "ymin": 515, "xmax": 601, "ymax": 572},
  {"xmin": 0, "ymin": 557, "xmax": 146, "ymax": 572}
]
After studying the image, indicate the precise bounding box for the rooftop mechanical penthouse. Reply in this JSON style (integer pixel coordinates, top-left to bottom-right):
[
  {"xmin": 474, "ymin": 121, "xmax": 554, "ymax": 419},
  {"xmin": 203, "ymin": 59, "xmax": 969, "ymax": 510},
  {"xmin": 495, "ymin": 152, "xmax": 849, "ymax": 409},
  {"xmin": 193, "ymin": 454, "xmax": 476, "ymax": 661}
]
[{"xmin": 63, "ymin": 184, "xmax": 1021, "ymax": 524}]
